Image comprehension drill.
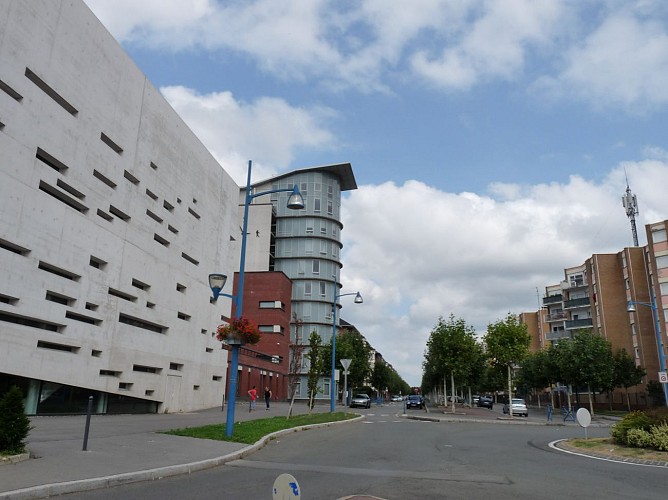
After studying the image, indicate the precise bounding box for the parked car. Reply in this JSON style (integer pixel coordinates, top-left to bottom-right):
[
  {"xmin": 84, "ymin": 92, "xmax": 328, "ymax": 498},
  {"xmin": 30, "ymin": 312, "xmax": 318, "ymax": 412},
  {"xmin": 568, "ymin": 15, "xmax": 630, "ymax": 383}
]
[
  {"xmin": 502, "ymin": 398, "xmax": 528, "ymax": 417},
  {"xmin": 447, "ymin": 396, "xmax": 465, "ymax": 404},
  {"xmin": 477, "ymin": 396, "xmax": 493, "ymax": 409},
  {"xmin": 391, "ymin": 395, "xmax": 403, "ymax": 402},
  {"xmin": 405, "ymin": 394, "xmax": 424, "ymax": 409},
  {"xmin": 350, "ymin": 393, "xmax": 371, "ymax": 409}
]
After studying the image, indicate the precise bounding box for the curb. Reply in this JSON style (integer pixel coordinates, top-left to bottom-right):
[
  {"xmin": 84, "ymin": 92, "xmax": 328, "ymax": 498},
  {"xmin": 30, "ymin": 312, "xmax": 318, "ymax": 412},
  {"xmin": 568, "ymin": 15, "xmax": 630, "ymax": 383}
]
[
  {"xmin": 0, "ymin": 453, "xmax": 30, "ymax": 467},
  {"xmin": 0, "ymin": 415, "xmax": 363, "ymax": 500}
]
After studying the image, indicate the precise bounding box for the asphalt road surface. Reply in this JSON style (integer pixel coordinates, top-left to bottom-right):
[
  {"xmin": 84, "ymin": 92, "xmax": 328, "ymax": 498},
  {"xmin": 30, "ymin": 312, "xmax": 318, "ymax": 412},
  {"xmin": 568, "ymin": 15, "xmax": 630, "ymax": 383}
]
[{"xmin": 62, "ymin": 407, "xmax": 667, "ymax": 500}]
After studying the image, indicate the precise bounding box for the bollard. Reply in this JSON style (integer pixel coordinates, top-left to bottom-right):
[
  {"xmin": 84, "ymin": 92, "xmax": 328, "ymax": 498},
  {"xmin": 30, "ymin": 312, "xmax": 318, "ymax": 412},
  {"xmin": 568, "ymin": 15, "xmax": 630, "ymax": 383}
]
[{"xmin": 82, "ymin": 395, "xmax": 93, "ymax": 451}]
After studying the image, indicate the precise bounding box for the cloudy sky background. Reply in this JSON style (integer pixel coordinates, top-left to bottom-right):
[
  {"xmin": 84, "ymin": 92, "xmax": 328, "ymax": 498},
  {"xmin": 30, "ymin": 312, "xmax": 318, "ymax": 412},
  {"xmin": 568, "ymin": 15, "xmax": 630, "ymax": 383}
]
[{"xmin": 84, "ymin": 0, "xmax": 668, "ymax": 386}]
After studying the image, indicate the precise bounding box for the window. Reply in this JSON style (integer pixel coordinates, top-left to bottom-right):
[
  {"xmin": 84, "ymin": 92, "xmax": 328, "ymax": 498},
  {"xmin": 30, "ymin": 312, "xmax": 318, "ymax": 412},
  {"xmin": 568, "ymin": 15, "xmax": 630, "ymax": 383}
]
[
  {"xmin": 320, "ymin": 241, "xmax": 327, "ymax": 255},
  {"xmin": 312, "ymin": 260, "xmax": 320, "ymax": 275},
  {"xmin": 304, "ymin": 282, "xmax": 312, "ymax": 296},
  {"xmin": 118, "ymin": 382, "xmax": 133, "ymax": 390},
  {"xmin": 656, "ymin": 255, "xmax": 668, "ymax": 269},
  {"xmin": 327, "ymin": 185, "xmax": 333, "ymax": 198},
  {"xmin": 314, "ymin": 199, "xmax": 321, "ymax": 213},
  {"xmin": 170, "ymin": 362, "xmax": 183, "ymax": 371},
  {"xmin": 306, "ymin": 219, "xmax": 314, "ymax": 234},
  {"xmin": 260, "ymin": 301, "xmax": 283, "ymax": 309},
  {"xmin": 660, "ymin": 282, "xmax": 668, "ymax": 295},
  {"xmin": 301, "ymin": 182, "xmax": 308, "ymax": 195},
  {"xmin": 132, "ymin": 279, "xmax": 150, "ymax": 291},
  {"xmin": 652, "ymin": 229, "xmax": 668, "ymax": 243},
  {"xmin": 100, "ymin": 133, "xmax": 123, "ymax": 154},
  {"xmin": 305, "ymin": 239, "xmax": 313, "ymax": 255},
  {"xmin": 320, "ymin": 282, "xmax": 326, "ymax": 297},
  {"xmin": 327, "ymin": 201, "xmax": 333, "ymax": 215},
  {"xmin": 25, "ymin": 68, "xmax": 78, "ymax": 115}
]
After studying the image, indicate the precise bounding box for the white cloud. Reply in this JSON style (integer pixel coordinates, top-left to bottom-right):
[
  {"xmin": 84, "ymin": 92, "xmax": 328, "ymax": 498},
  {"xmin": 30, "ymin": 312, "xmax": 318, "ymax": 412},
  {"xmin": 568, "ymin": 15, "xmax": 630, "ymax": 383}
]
[
  {"xmin": 339, "ymin": 161, "xmax": 668, "ymax": 386},
  {"xmin": 536, "ymin": 12, "xmax": 668, "ymax": 111},
  {"xmin": 160, "ymin": 86, "xmax": 336, "ymax": 183},
  {"xmin": 85, "ymin": 0, "xmax": 668, "ymax": 109}
]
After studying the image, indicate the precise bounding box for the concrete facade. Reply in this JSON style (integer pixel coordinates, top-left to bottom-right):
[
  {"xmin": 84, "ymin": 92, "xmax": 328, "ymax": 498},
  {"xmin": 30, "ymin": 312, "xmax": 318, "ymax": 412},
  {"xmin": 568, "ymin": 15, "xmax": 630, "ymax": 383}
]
[{"xmin": 0, "ymin": 0, "xmax": 240, "ymax": 413}]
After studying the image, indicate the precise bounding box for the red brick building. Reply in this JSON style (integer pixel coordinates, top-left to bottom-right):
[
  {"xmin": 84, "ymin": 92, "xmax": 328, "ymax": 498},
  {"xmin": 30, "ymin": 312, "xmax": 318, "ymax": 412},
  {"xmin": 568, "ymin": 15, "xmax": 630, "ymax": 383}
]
[{"xmin": 222, "ymin": 271, "xmax": 293, "ymax": 402}]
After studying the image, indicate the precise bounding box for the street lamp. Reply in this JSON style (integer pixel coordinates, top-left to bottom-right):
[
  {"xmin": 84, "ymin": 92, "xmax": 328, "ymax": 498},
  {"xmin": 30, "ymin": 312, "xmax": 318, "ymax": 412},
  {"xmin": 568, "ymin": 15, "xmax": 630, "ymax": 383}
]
[
  {"xmin": 627, "ymin": 291, "xmax": 668, "ymax": 407},
  {"xmin": 331, "ymin": 275, "xmax": 363, "ymax": 412},
  {"xmin": 210, "ymin": 160, "xmax": 304, "ymax": 437}
]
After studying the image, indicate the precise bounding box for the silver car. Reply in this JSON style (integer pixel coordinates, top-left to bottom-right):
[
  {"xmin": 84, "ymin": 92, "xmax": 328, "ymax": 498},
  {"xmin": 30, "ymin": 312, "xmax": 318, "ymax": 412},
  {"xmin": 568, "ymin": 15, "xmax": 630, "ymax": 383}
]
[
  {"xmin": 503, "ymin": 398, "xmax": 528, "ymax": 417},
  {"xmin": 350, "ymin": 393, "xmax": 371, "ymax": 409}
]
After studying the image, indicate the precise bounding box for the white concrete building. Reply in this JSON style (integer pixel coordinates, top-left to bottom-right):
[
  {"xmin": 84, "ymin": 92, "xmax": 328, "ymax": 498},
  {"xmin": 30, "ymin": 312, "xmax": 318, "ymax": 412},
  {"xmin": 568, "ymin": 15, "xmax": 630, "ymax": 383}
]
[{"xmin": 0, "ymin": 0, "xmax": 240, "ymax": 414}]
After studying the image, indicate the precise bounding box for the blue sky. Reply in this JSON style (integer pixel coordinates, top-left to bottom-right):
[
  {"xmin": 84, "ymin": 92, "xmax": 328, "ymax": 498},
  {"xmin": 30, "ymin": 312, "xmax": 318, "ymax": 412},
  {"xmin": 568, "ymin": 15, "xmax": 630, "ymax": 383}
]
[{"xmin": 85, "ymin": 0, "xmax": 668, "ymax": 386}]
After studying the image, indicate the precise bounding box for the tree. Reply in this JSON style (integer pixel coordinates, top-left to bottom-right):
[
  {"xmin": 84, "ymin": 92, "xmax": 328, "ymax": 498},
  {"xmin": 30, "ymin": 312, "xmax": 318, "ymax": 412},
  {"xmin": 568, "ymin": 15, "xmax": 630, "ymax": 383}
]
[
  {"xmin": 287, "ymin": 314, "xmax": 308, "ymax": 419},
  {"xmin": 422, "ymin": 315, "xmax": 482, "ymax": 413},
  {"xmin": 305, "ymin": 331, "xmax": 325, "ymax": 412},
  {"xmin": 613, "ymin": 349, "xmax": 646, "ymax": 411},
  {"xmin": 372, "ymin": 360, "xmax": 392, "ymax": 398},
  {"xmin": 555, "ymin": 330, "xmax": 615, "ymax": 416},
  {"xmin": 0, "ymin": 386, "xmax": 32, "ymax": 454},
  {"xmin": 323, "ymin": 328, "xmax": 371, "ymax": 396},
  {"xmin": 484, "ymin": 313, "xmax": 531, "ymax": 417},
  {"xmin": 516, "ymin": 349, "xmax": 552, "ymax": 405}
]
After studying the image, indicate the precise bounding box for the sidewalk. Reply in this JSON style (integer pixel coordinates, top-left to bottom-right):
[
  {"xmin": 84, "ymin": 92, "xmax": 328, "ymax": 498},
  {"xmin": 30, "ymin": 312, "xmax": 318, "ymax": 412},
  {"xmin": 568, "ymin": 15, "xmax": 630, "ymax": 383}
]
[{"xmin": 0, "ymin": 401, "xmax": 334, "ymax": 499}]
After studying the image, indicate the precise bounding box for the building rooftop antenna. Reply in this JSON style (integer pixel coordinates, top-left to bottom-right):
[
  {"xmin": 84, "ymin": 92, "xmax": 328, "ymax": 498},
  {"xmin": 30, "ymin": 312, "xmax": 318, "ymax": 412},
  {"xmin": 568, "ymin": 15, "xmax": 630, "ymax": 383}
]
[{"xmin": 622, "ymin": 171, "xmax": 639, "ymax": 247}]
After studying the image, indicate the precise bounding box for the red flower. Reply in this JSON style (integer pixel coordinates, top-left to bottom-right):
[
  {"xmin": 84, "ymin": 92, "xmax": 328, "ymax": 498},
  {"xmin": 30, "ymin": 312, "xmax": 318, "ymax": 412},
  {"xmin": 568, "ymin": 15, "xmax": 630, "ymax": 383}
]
[{"xmin": 216, "ymin": 317, "xmax": 261, "ymax": 345}]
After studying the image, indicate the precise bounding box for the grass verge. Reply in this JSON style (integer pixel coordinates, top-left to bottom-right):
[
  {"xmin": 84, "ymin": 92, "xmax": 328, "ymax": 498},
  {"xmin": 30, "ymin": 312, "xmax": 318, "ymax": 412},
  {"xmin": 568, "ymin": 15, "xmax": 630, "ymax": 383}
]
[
  {"xmin": 163, "ymin": 411, "xmax": 357, "ymax": 445},
  {"xmin": 564, "ymin": 437, "xmax": 668, "ymax": 463}
]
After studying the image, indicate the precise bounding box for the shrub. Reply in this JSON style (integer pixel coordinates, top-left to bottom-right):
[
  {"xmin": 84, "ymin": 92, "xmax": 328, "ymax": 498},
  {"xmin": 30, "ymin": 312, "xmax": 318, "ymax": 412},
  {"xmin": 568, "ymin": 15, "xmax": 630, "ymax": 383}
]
[
  {"xmin": 650, "ymin": 424, "xmax": 668, "ymax": 451},
  {"xmin": 643, "ymin": 407, "xmax": 668, "ymax": 427},
  {"xmin": 0, "ymin": 386, "xmax": 32, "ymax": 454},
  {"xmin": 626, "ymin": 428, "xmax": 653, "ymax": 448},
  {"xmin": 611, "ymin": 411, "xmax": 653, "ymax": 445}
]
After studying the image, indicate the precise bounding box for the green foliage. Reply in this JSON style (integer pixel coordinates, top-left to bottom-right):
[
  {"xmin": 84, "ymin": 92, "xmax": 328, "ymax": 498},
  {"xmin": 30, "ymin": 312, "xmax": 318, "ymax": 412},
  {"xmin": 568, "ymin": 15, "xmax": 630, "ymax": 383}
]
[
  {"xmin": 650, "ymin": 424, "xmax": 668, "ymax": 451},
  {"xmin": 323, "ymin": 328, "xmax": 372, "ymax": 392},
  {"xmin": 626, "ymin": 428, "xmax": 653, "ymax": 448},
  {"xmin": 484, "ymin": 314, "xmax": 531, "ymax": 368},
  {"xmin": 611, "ymin": 411, "xmax": 653, "ymax": 445},
  {"xmin": 305, "ymin": 331, "xmax": 324, "ymax": 409},
  {"xmin": 613, "ymin": 349, "xmax": 645, "ymax": 390},
  {"xmin": 164, "ymin": 412, "xmax": 356, "ymax": 445},
  {"xmin": 0, "ymin": 386, "xmax": 32, "ymax": 454},
  {"xmin": 422, "ymin": 315, "xmax": 483, "ymax": 394}
]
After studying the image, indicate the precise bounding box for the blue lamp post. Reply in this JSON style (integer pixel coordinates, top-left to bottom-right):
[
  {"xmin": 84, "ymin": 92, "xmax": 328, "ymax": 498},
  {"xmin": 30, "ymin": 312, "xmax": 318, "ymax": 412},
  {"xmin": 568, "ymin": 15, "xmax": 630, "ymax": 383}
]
[
  {"xmin": 627, "ymin": 289, "xmax": 668, "ymax": 408},
  {"xmin": 210, "ymin": 160, "xmax": 304, "ymax": 437},
  {"xmin": 330, "ymin": 275, "xmax": 363, "ymax": 412}
]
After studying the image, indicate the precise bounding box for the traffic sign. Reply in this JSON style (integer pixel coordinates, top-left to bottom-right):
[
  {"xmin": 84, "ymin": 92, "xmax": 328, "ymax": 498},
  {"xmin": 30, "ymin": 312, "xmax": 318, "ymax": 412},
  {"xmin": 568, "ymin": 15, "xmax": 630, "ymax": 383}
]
[{"xmin": 659, "ymin": 371, "xmax": 668, "ymax": 383}]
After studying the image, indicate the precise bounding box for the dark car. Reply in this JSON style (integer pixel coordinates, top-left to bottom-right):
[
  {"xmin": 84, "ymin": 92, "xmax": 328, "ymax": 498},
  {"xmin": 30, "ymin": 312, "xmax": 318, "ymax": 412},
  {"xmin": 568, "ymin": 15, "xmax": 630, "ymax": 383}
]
[
  {"xmin": 477, "ymin": 396, "xmax": 493, "ymax": 409},
  {"xmin": 405, "ymin": 394, "xmax": 424, "ymax": 409},
  {"xmin": 350, "ymin": 393, "xmax": 371, "ymax": 409}
]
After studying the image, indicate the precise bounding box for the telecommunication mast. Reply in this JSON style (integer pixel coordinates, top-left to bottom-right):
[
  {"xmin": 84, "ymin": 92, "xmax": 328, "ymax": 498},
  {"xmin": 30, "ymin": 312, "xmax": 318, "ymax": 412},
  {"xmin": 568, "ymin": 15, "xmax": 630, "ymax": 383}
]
[{"xmin": 622, "ymin": 180, "xmax": 639, "ymax": 247}]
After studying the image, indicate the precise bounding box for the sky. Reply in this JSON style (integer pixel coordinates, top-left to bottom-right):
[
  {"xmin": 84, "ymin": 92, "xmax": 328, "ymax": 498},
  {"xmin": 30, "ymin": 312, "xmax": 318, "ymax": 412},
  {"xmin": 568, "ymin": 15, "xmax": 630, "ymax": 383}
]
[{"xmin": 84, "ymin": 0, "xmax": 668, "ymax": 387}]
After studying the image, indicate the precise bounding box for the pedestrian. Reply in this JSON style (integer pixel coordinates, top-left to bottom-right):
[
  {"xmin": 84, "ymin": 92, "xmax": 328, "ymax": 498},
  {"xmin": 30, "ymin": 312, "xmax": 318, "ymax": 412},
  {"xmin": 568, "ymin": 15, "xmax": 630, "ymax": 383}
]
[
  {"xmin": 264, "ymin": 386, "xmax": 272, "ymax": 410},
  {"xmin": 248, "ymin": 385, "xmax": 257, "ymax": 412}
]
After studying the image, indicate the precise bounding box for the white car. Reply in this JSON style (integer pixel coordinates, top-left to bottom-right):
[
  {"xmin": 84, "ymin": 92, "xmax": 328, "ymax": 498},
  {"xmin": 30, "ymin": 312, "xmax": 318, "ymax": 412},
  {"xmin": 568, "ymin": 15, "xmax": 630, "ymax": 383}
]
[
  {"xmin": 503, "ymin": 398, "xmax": 528, "ymax": 417},
  {"xmin": 391, "ymin": 395, "xmax": 403, "ymax": 402}
]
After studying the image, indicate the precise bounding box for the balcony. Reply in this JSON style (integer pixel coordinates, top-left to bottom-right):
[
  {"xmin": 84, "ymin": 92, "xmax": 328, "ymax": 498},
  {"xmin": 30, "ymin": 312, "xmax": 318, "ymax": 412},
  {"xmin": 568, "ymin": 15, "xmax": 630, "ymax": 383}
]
[
  {"xmin": 546, "ymin": 312, "xmax": 567, "ymax": 322},
  {"xmin": 563, "ymin": 297, "xmax": 590, "ymax": 309},
  {"xmin": 543, "ymin": 294, "xmax": 562, "ymax": 305},
  {"xmin": 565, "ymin": 318, "xmax": 593, "ymax": 330},
  {"xmin": 546, "ymin": 330, "xmax": 570, "ymax": 341}
]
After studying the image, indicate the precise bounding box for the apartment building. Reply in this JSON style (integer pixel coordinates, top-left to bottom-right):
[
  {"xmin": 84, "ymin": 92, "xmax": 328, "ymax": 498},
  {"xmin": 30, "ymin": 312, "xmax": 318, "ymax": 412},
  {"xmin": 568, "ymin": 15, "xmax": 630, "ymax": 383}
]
[
  {"xmin": 525, "ymin": 221, "xmax": 668, "ymax": 406},
  {"xmin": 0, "ymin": 0, "xmax": 244, "ymax": 414},
  {"xmin": 232, "ymin": 165, "xmax": 359, "ymax": 399}
]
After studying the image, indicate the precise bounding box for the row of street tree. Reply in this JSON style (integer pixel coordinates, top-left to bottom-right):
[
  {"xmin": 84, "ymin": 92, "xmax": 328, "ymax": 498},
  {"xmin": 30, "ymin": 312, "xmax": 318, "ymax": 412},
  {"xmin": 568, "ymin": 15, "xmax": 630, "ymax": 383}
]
[
  {"xmin": 422, "ymin": 314, "xmax": 652, "ymax": 415},
  {"xmin": 298, "ymin": 328, "xmax": 411, "ymax": 410}
]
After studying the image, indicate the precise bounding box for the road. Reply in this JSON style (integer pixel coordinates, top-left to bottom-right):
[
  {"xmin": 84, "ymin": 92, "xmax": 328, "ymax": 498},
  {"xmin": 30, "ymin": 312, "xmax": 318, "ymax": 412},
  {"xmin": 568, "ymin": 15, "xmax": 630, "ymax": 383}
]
[{"xmin": 62, "ymin": 405, "xmax": 667, "ymax": 500}]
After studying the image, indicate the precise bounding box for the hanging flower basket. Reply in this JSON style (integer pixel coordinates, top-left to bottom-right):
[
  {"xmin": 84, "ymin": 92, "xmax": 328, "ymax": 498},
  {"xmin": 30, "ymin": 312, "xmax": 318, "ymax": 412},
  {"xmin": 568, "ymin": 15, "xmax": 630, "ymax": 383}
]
[{"xmin": 216, "ymin": 317, "xmax": 261, "ymax": 346}]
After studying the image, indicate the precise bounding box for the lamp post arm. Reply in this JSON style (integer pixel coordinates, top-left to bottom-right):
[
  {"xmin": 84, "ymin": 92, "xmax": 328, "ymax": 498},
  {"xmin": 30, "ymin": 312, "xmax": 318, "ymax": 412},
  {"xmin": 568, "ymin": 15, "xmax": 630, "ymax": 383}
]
[{"xmin": 238, "ymin": 160, "xmax": 302, "ymax": 318}]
